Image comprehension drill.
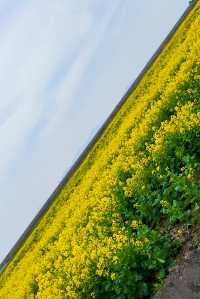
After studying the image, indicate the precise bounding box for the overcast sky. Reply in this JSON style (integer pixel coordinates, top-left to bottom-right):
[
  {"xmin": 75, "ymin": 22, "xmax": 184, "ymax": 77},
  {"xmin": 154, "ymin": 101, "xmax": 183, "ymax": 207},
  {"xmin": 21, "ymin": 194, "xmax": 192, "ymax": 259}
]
[{"xmin": 0, "ymin": 0, "xmax": 189, "ymax": 262}]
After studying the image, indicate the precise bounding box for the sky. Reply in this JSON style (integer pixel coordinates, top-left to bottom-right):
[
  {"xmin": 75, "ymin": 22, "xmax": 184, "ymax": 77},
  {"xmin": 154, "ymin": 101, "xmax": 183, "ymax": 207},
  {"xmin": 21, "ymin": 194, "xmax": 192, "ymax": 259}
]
[{"xmin": 0, "ymin": 0, "xmax": 189, "ymax": 262}]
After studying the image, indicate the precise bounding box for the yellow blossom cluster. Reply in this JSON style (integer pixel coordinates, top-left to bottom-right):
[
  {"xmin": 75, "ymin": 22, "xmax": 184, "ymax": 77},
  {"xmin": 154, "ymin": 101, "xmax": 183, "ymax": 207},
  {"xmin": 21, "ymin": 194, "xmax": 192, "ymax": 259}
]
[{"xmin": 0, "ymin": 2, "xmax": 199, "ymax": 298}]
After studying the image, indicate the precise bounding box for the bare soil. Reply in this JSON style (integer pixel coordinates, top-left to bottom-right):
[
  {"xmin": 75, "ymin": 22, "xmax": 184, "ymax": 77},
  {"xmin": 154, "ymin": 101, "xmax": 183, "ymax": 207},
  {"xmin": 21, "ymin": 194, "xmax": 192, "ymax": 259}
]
[{"xmin": 154, "ymin": 227, "xmax": 200, "ymax": 299}]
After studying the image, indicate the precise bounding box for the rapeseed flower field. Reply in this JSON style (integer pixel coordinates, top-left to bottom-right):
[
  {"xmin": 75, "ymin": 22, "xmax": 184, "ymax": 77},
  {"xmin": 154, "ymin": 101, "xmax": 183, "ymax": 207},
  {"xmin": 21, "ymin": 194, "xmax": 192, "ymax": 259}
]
[{"xmin": 0, "ymin": 2, "xmax": 199, "ymax": 298}]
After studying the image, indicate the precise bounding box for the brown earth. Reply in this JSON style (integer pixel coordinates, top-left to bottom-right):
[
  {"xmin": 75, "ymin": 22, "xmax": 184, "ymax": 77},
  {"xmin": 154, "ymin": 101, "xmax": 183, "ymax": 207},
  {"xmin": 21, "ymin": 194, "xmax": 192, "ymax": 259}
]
[{"xmin": 154, "ymin": 227, "xmax": 200, "ymax": 299}]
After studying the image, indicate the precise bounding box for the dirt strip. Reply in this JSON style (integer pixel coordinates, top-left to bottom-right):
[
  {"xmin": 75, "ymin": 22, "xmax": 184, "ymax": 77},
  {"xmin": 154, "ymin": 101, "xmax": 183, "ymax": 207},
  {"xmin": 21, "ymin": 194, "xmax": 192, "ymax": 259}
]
[{"xmin": 154, "ymin": 228, "xmax": 200, "ymax": 299}]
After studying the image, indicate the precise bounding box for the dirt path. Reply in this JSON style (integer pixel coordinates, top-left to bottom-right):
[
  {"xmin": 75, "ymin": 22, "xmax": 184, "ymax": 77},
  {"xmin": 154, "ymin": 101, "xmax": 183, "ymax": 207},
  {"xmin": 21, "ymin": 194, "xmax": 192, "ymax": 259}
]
[
  {"xmin": 154, "ymin": 228, "xmax": 200, "ymax": 299},
  {"xmin": 154, "ymin": 249, "xmax": 200, "ymax": 299}
]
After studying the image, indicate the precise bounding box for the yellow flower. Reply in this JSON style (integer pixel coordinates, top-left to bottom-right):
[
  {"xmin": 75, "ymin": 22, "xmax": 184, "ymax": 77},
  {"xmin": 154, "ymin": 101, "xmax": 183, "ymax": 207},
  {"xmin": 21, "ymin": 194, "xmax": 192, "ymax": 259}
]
[
  {"xmin": 111, "ymin": 273, "xmax": 117, "ymax": 281},
  {"xmin": 160, "ymin": 199, "xmax": 169, "ymax": 208}
]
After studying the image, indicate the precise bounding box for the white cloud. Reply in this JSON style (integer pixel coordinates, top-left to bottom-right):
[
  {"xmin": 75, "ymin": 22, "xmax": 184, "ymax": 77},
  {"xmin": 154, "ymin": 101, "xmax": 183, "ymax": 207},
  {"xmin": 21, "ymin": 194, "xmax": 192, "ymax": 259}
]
[{"xmin": 0, "ymin": 0, "xmax": 95, "ymax": 177}]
